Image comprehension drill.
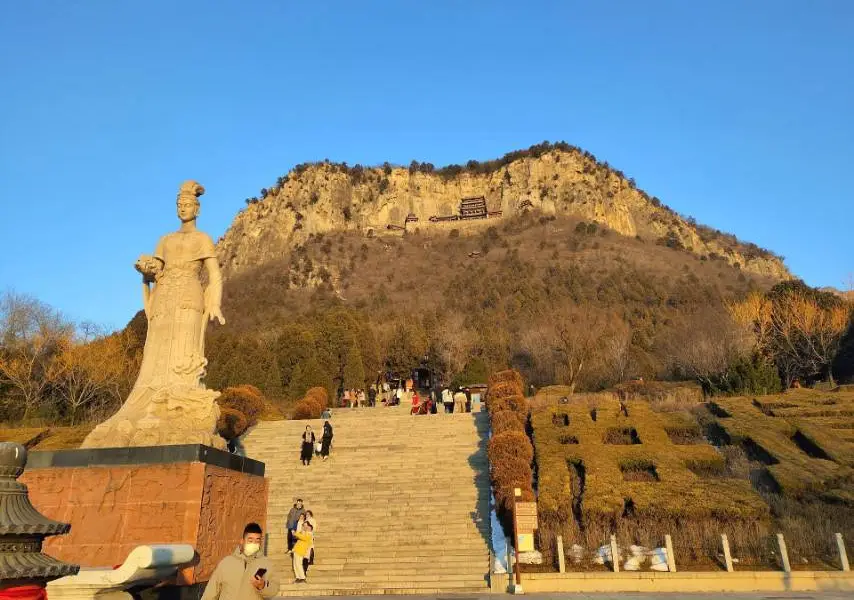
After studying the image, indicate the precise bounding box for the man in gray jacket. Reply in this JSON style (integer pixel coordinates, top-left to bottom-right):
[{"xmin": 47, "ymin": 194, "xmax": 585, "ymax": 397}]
[
  {"xmin": 201, "ymin": 522, "xmax": 278, "ymax": 600},
  {"xmin": 285, "ymin": 499, "xmax": 304, "ymax": 552}
]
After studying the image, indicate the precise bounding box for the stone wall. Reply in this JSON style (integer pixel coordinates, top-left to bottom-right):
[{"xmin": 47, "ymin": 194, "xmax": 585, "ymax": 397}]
[
  {"xmin": 21, "ymin": 462, "xmax": 266, "ymax": 584},
  {"xmin": 490, "ymin": 571, "xmax": 854, "ymax": 593}
]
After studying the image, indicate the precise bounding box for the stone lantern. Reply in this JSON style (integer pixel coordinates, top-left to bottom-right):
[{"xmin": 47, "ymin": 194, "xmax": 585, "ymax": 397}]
[{"xmin": 0, "ymin": 442, "xmax": 78, "ymax": 596}]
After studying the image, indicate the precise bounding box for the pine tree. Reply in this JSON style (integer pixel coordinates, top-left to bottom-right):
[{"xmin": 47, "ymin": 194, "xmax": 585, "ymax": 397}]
[
  {"xmin": 287, "ymin": 356, "xmax": 332, "ymax": 401},
  {"xmin": 343, "ymin": 343, "xmax": 365, "ymax": 390}
]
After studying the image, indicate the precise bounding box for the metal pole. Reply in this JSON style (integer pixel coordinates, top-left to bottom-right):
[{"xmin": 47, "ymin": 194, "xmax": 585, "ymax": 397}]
[{"xmin": 664, "ymin": 534, "xmax": 676, "ymax": 573}]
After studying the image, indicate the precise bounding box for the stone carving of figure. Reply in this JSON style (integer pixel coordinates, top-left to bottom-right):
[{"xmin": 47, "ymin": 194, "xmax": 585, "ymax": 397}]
[{"xmin": 81, "ymin": 181, "xmax": 226, "ymax": 449}]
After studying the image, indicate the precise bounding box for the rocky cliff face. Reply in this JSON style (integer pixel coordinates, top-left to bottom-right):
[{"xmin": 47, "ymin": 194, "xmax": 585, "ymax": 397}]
[{"xmin": 216, "ymin": 145, "xmax": 790, "ymax": 280}]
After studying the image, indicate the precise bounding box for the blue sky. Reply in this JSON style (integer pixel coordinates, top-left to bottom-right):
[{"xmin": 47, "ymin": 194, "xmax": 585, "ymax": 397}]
[{"xmin": 1, "ymin": 1, "xmax": 852, "ymax": 329}]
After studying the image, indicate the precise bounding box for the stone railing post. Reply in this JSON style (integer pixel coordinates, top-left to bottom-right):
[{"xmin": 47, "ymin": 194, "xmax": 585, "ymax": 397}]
[
  {"xmin": 836, "ymin": 533, "xmax": 850, "ymax": 572},
  {"xmin": 664, "ymin": 534, "xmax": 676, "ymax": 572},
  {"xmin": 610, "ymin": 534, "xmax": 620, "ymax": 573},
  {"xmin": 556, "ymin": 535, "xmax": 565, "ymax": 573},
  {"xmin": 776, "ymin": 533, "xmax": 791, "ymax": 573},
  {"xmin": 721, "ymin": 534, "xmax": 734, "ymax": 572}
]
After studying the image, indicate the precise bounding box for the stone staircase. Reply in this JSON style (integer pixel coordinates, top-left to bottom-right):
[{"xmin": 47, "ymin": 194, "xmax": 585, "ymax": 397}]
[{"xmin": 243, "ymin": 407, "xmax": 492, "ymax": 595}]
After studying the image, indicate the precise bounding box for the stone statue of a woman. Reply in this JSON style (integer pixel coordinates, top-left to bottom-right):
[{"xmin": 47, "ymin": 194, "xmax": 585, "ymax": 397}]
[{"xmin": 82, "ymin": 181, "xmax": 226, "ymax": 449}]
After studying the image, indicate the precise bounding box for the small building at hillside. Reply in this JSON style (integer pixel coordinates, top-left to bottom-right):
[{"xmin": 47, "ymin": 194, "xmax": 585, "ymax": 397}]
[{"xmin": 459, "ymin": 196, "xmax": 488, "ymax": 220}]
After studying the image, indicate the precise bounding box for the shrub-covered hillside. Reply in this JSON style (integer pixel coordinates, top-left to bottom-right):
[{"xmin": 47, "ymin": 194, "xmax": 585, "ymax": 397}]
[
  {"xmin": 203, "ymin": 211, "xmax": 783, "ymax": 404},
  {"xmin": 532, "ymin": 385, "xmax": 854, "ymax": 571}
]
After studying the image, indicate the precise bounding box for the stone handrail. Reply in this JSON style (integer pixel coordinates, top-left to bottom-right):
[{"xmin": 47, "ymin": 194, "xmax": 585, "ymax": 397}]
[{"xmin": 47, "ymin": 544, "xmax": 195, "ymax": 600}]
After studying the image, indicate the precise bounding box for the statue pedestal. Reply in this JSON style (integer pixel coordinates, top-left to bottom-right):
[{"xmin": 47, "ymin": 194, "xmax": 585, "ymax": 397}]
[{"xmin": 19, "ymin": 446, "xmax": 266, "ymax": 585}]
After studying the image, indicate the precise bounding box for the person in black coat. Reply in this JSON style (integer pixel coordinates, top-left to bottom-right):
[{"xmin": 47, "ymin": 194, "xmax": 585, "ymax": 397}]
[
  {"xmin": 300, "ymin": 426, "xmax": 315, "ymax": 466},
  {"xmin": 320, "ymin": 420, "xmax": 334, "ymax": 461}
]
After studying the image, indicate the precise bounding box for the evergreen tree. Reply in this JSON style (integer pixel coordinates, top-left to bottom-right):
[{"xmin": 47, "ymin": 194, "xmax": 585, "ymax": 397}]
[
  {"xmin": 287, "ymin": 356, "xmax": 332, "ymax": 401},
  {"xmin": 451, "ymin": 357, "xmax": 491, "ymax": 388},
  {"xmin": 343, "ymin": 343, "xmax": 366, "ymax": 390}
]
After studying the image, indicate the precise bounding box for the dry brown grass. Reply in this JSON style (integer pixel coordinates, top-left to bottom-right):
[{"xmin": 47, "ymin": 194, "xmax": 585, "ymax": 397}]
[
  {"xmin": 614, "ymin": 380, "xmax": 704, "ymax": 412},
  {"xmin": 29, "ymin": 425, "xmax": 95, "ymax": 450},
  {"xmin": 0, "ymin": 427, "xmax": 51, "ymax": 447}
]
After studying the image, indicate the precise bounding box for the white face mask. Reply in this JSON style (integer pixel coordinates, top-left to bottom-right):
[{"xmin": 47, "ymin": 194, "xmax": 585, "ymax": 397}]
[{"xmin": 244, "ymin": 542, "xmax": 261, "ymax": 556}]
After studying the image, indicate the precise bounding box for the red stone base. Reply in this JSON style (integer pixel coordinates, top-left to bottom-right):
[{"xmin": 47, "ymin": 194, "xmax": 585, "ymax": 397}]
[{"xmin": 21, "ymin": 461, "xmax": 266, "ymax": 584}]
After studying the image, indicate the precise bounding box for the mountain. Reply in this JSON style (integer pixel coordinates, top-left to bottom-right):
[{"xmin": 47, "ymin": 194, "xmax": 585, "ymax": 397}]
[
  {"xmin": 216, "ymin": 142, "xmax": 789, "ymax": 280},
  {"xmin": 198, "ymin": 142, "xmax": 797, "ymax": 400}
]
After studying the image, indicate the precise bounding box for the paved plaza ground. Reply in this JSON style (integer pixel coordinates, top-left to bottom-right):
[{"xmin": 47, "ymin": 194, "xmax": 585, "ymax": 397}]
[{"xmin": 270, "ymin": 594, "xmax": 853, "ymax": 600}]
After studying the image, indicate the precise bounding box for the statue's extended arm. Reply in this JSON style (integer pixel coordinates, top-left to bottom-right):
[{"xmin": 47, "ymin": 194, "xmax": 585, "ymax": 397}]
[
  {"xmin": 135, "ymin": 255, "xmax": 161, "ymax": 320},
  {"xmin": 203, "ymin": 257, "xmax": 226, "ymax": 325}
]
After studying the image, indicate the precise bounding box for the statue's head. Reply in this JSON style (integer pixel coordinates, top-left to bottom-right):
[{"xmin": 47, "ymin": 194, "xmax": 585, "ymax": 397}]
[{"xmin": 176, "ymin": 180, "xmax": 205, "ymax": 223}]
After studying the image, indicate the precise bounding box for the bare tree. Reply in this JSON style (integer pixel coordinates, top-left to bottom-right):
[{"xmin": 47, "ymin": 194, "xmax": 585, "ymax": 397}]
[
  {"xmin": 432, "ymin": 313, "xmax": 476, "ymax": 381},
  {"xmin": 0, "ymin": 291, "xmax": 73, "ymax": 419},
  {"xmin": 55, "ymin": 328, "xmax": 133, "ymax": 424},
  {"xmin": 603, "ymin": 320, "xmax": 632, "ymax": 384},
  {"xmin": 522, "ymin": 304, "xmax": 618, "ymax": 393},
  {"xmin": 663, "ymin": 308, "xmax": 751, "ymax": 390},
  {"xmin": 730, "ymin": 289, "xmax": 852, "ymax": 386}
]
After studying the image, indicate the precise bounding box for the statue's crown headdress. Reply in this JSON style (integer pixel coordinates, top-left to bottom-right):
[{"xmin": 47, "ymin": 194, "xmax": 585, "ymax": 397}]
[{"xmin": 177, "ymin": 180, "xmax": 205, "ymax": 201}]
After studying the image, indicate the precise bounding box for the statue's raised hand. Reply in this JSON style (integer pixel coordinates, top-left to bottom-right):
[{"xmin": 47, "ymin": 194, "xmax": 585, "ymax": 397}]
[
  {"xmin": 208, "ymin": 306, "xmax": 226, "ymax": 325},
  {"xmin": 135, "ymin": 255, "xmax": 163, "ymax": 284}
]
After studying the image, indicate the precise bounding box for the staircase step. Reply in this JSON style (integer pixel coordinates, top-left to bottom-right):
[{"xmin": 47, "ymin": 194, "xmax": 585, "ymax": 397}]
[{"xmin": 244, "ymin": 410, "xmax": 492, "ymax": 596}]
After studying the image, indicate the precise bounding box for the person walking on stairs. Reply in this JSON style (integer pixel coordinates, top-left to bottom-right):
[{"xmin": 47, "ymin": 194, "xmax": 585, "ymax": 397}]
[
  {"xmin": 285, "ymin": 499, "xmax": 304, "ymax": 553},
  {"xmin": 292, "ymin": 521, "xmax": 314, "ymax": 584},
  {"xmin": 300, "ymin": 426, "xmax": 315, "ymax": 466},
  {"xmin": 453, "ymin": 388, "xmax": 467, "ymax": 413},
  {"xmin": 201, "ymin": 522, "xmax": 278, "ymax": 600},
  {"xmin": 297, "ymin": 511, "xmax": 317, "ymax": 577},
  {"xmin": 320, "ymin": 420, "xmax": 333, "ymax": 460},
  {"xmin": 442, "ymin": 387, "xmax": 453, "ymax": 413}
]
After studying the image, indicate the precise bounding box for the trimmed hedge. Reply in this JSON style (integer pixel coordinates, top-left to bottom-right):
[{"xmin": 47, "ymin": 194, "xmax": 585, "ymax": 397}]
[
  {"xmin": 488, "ymin": 369, "xmax": 524, "ymax": 390},
  {"xmin": 491, "ymin": 410, "xmax": 526, "ymax": 435},
  {"xmin": 291, "ymin": 386, "xmax": 330, "ymax": 420},
  {"xmin": 217, "ymin": 407, "xmax": 249, "ymax": 441},
  {"xmin": 304, "ymin": 386, "xmax": 329, "ymax": 409},
  {"xmin": 215, "ymin": 385, "xmax": 266, "ymax": 441},
  {"xmin": 486, "ymin": 368, "xmax": 535, "ymax": 537},
  {"xmin": 488, "ymin": 431, "xmax": 535, "ymax": 466},
  {"xmin": 488, "ymin": 394, "xmax": 529, "ymax": 415}
]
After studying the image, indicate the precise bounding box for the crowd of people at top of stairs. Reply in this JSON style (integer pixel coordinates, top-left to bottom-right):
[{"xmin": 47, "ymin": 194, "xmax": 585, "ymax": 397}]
[
  {"xmin": 285, "ymin": 499, "xmax": 317, "ymax": 584},
  {"xmin": 337, "ymin": 379, "xmax": 482, "ymax": 415}
]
